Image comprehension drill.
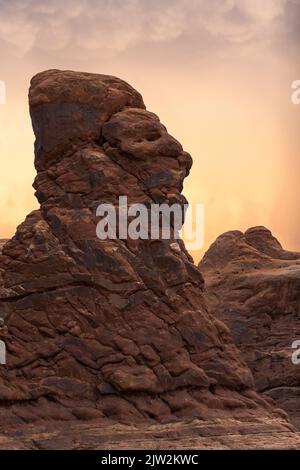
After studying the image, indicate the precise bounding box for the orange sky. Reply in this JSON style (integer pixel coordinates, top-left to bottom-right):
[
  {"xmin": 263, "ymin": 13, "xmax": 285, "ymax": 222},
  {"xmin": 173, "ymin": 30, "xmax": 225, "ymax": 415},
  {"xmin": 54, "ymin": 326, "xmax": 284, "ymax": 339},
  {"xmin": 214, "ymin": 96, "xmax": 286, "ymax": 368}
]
[{"xmin": 0, "ymin": 0, "xmax": 299, "ymax": 262}]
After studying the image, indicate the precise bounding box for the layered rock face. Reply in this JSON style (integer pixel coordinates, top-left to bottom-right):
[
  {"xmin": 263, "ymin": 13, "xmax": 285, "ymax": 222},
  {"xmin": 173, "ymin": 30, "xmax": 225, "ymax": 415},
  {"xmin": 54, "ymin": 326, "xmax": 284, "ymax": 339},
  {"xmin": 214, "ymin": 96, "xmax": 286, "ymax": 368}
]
[
  {"xmin": 199, "ymin": 226, "xmax": 300, "ymax": 427},
  {"xmin": 0, "ymin": 71, "xmax": 296, "ymax": 447},
  {"xmin": 0, "ymin": 240, "xmax": 8, "ymax": 307},
  {"xmin": 0, "ymin": 240, "xmax": 8, "ymax": 252}
]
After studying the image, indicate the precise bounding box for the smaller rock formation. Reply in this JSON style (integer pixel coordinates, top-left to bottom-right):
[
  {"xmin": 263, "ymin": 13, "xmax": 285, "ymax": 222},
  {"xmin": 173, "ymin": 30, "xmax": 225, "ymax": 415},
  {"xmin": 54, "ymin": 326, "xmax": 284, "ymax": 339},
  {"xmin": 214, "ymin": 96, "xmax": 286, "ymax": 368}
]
[{"xmin": 199, "ymin": 226, "xmax": 300, "ymax": 428}]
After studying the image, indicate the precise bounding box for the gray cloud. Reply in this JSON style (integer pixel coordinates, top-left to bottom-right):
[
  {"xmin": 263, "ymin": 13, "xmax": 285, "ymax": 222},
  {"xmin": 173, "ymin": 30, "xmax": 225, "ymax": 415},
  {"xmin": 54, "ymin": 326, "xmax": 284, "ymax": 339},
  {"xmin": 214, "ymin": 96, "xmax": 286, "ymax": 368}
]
[
  {"xmin": 0, "ymin": 0, "xmax": 294, "ymax": 59},
  {"xmin": 274, "ymin": 0, "xmax": 300, "ymax": 60}
]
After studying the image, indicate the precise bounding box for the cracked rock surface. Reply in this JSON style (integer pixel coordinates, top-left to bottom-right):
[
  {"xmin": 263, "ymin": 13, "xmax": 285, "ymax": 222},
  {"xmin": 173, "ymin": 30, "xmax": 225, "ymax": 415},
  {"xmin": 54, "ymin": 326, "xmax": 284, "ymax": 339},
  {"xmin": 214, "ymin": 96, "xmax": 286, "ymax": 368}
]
[
  {"xmin": 199, "ymin": 226, "xmax": 300, "ymax": 429},
  {"xmin": 0, "ymin": 71, "xmax": 298, "ymax": 448}
]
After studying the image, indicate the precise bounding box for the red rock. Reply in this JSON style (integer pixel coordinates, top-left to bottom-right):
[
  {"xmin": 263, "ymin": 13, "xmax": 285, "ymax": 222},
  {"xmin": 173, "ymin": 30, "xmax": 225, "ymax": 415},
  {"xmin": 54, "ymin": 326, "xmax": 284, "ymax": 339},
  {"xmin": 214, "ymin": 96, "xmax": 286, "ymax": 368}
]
[
  {"xmin": 0, "ymin": 72, "xmax": 297, "ymax": 447},
  {"xmin": 199, "ymin": 226, "xmax": 300, "ymax": 428}
]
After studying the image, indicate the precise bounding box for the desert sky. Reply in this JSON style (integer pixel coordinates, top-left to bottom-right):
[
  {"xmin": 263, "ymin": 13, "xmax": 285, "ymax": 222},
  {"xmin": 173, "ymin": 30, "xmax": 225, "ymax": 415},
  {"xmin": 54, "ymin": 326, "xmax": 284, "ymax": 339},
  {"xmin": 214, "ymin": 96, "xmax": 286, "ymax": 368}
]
[{"xmin": 0, "ymin": 0, "xmax": 299, "ymax": 262}]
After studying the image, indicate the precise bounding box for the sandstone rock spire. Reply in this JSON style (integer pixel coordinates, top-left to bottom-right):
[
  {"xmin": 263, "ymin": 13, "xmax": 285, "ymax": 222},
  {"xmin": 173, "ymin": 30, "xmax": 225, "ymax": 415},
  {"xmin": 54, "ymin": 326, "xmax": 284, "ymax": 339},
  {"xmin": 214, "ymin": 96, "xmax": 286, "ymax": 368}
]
[{"xmin": 0, "ymin": 71, "xmax": 293, "ymax": 437}]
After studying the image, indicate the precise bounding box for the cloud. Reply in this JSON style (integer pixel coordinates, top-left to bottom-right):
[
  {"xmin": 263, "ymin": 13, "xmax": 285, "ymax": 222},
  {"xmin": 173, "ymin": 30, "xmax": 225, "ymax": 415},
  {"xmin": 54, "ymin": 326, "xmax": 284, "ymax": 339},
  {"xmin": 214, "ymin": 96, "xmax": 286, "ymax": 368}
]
[
  {"xmin": 274, "ymin": 0, "xmax": 300, "ymax": 56},
  {"xmin": 0, "ymin": 0, "xmax": 294, "ymax": 58}
]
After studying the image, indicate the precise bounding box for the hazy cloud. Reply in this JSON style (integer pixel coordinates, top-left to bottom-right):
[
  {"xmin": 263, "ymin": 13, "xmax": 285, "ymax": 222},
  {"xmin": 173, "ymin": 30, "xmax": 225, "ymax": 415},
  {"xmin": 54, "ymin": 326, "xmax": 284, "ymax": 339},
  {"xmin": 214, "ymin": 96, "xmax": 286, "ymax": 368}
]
[
  {"xmin": 0, "ymin": 0, "xmax": 295, "ymax": 58},
  {"xmin": 275, "ymin": 0, "xmax": 300, "ymax": 57}
]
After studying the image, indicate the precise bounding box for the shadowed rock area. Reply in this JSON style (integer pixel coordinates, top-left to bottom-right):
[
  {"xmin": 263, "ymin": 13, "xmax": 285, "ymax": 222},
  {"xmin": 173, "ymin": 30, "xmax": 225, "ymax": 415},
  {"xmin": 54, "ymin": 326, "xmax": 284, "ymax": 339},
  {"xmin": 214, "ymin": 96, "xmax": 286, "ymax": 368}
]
[
  {"xmin": 199, "ymin": 226, "xmax": 300, "ymax": 429},
  {"xmin": 0, "ymin": 240, "xmax": 8, "ymax": 252},
  {"xmin": 0, "ymin": 72, "xmax": 298, "ymax": 448}
]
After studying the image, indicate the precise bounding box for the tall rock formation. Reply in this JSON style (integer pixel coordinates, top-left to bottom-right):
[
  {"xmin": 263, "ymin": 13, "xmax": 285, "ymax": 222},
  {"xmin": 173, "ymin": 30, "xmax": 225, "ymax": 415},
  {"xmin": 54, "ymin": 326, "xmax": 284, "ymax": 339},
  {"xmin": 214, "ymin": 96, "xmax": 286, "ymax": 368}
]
[
  {"xmin": 199, "ymin": 226, "xmax": 300, "ymax": 428},
  {"xmin": 0, "ymin": 71, "xmax": 298, "ymax": 447}
]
